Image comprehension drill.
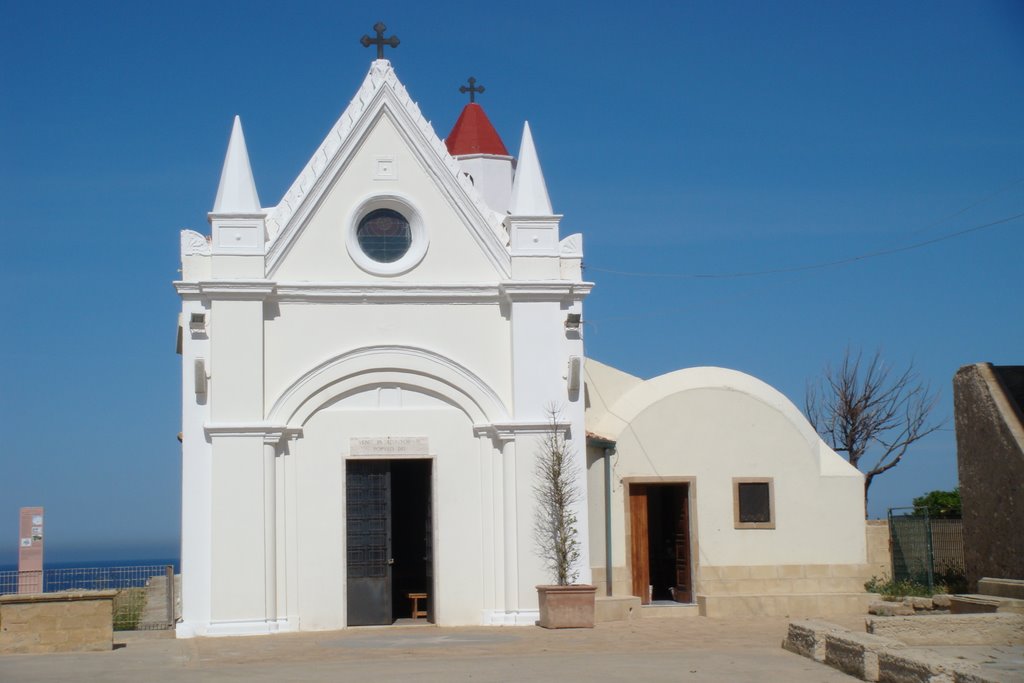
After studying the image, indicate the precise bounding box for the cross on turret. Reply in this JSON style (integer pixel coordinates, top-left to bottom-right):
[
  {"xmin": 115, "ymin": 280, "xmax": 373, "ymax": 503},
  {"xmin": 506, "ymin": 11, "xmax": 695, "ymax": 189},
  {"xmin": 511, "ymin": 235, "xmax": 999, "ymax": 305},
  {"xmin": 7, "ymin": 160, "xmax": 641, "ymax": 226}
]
[
  {"xmin": 360, "ymin": 22, "xmax": 399, "ymax": 60},
  {"xmin": 460, "ymin": 77, "xmax": 485, "ymax": 103}
]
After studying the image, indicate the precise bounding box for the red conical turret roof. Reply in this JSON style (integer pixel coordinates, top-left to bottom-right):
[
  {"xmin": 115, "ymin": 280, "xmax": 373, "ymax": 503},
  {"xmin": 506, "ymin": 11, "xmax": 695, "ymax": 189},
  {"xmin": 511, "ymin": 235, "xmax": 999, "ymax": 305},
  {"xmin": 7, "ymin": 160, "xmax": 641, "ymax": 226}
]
[{"xmin": 445, "ymin": 103, "xmax": 509, "ymax": 156}]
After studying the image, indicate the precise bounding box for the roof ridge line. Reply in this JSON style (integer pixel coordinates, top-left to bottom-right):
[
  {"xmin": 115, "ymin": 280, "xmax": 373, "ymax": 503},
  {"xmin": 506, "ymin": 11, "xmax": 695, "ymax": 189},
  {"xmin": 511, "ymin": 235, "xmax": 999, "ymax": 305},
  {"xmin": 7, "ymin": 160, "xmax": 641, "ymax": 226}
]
[{"xmin": 266, "ymin": 61, "xmax": 504, "ymax": 243}]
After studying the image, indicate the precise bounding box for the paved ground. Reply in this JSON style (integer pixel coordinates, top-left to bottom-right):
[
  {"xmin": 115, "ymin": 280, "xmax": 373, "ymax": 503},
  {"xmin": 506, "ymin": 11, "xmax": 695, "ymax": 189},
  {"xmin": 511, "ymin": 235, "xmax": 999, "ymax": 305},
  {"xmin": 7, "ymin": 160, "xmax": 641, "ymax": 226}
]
[{"xmin": 0, "ymin": 616, "xmax": 867, "ymax": 682}]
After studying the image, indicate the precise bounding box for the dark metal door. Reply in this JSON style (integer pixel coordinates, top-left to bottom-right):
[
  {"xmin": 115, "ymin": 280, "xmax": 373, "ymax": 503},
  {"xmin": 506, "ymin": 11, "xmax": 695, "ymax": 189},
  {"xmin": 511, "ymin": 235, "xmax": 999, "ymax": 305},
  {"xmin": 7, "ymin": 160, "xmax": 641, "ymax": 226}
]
[
  {"xmin": 346, "ymin": 461, "xmax": 392, "ymax": 626},
  {"xmin": 425, "ymin": 465, "xmax": 434, "ymax": 623}
]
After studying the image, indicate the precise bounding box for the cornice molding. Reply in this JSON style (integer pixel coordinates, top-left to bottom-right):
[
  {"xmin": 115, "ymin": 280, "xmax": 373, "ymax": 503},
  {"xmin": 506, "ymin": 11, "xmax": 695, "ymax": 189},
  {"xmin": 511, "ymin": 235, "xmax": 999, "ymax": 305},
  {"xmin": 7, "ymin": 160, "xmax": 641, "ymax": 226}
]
[
  {"xmin": 273, "ymin": 282, "xmax": 501, "ymax": 303},
  {"xmin": 174, "ymin": 280, "xmax": 275, "ymax": 300},
  {"xmin": 473, "ymin": 420, "xmax": 571, "ymax": 442},
  {"xmin": 204, "ymin": 422, "xmax": 303, "ymax": 444},
  {"xmin": 175, "ymin": 279, "xmax": 592, "ymax": 303},
  {"xmin": 499, "ymin": 280, "xmax": 593, "ymax": 302}
]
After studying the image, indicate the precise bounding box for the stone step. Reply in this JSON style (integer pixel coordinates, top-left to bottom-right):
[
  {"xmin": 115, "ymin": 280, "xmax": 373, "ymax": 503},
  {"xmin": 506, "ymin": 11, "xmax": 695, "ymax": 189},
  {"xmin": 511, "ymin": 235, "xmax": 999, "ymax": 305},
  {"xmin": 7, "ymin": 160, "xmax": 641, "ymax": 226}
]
[
  {"xmin": 595, "ymin": 595, "xmax": 642, "ymax": 622},
  {"xmin": 640, "ymin": 602, "xmax": 700, "ymax": 618},
  {"xmin": 951, "ymin": 593, "xmax": 1024, "ymax": 615},
  {"xmin": 979, "ymin": 577, "xmax": 1024, "ymax": 600}
]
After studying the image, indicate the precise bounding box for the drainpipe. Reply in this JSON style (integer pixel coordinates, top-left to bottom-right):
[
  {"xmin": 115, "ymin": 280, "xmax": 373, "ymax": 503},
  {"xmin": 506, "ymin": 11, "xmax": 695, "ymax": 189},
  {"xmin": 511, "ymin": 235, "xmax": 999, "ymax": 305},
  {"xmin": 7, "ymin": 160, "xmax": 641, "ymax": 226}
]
[
  {"xmin": 603, "ymin": 446, "xmax": 614, "ymax": 597},
  {"xmin": 587, "ymin": 434, "xmax": 617, "ymax": 598}
]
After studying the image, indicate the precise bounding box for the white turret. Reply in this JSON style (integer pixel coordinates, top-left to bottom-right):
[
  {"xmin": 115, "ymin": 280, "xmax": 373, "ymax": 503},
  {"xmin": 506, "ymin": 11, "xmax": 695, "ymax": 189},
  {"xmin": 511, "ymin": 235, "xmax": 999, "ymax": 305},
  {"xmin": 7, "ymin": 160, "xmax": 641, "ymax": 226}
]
[
  {"xmin": 445, "ymin": 99, "xmax": 514, "ymax": 214},
  {"xmin": 509, "ymin": 121, "xmax": 552, "ymax": 215},
  {"xmin": 209, "ymin": 116, "xmax": 266, "ymax": 264},
  {"xmin": 506, "ymin": 122, "xmax": 562, "ymax": 275}
]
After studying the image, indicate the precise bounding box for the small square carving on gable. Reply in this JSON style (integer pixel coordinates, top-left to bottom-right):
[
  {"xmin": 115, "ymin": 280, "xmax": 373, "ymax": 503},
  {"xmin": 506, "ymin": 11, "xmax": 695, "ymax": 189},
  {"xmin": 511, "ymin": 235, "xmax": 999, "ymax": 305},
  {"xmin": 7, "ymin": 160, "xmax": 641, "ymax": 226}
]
[{"xmin": 375, "ymin": 156, "xmax": 397, "ymax": 180}]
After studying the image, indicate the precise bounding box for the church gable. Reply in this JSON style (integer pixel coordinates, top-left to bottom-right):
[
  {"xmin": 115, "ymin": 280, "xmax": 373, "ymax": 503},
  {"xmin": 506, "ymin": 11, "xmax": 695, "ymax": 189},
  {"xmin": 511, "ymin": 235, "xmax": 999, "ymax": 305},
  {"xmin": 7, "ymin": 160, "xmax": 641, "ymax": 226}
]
[{"xmin": 266, "ymin": 60, "xmax": 511, "ymax": 282}]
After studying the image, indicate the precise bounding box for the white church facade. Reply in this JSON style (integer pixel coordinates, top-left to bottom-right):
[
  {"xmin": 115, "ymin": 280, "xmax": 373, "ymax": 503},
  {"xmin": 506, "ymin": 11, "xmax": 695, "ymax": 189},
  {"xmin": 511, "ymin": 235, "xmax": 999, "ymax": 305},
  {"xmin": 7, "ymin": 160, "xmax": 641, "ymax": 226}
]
[{"xmin": 175, "ymin": 53, "xmax": 870, "ymax": 638}]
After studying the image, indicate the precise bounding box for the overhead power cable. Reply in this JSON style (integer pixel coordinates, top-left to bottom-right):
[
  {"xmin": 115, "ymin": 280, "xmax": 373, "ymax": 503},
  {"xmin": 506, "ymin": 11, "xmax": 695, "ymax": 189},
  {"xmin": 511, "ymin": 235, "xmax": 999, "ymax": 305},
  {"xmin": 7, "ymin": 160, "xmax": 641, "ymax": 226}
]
[{"xmin": 585, "ymin": 178, "xmax": 1024, "ymax": 280}]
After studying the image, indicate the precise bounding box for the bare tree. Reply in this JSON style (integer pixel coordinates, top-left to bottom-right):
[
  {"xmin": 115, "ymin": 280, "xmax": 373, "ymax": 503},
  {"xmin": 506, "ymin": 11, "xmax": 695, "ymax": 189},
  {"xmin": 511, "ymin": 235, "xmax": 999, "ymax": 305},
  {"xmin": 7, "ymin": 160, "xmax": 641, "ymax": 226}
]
[
  {"xmin": 533, "ymin": 406, "xmax": 581, "ymax": 586},
  {"xmin": 805, "ymin": 349, "xmax": 943, "ymax": 507}
]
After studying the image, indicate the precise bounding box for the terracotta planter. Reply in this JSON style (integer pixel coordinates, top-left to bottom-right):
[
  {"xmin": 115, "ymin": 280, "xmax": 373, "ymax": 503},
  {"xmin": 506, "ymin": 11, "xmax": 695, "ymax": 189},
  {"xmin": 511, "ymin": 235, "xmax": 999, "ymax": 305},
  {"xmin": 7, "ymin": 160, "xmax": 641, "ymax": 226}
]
[{"xmin": 536, "ymin": 584, "xmax": 597, "ymax": 629}]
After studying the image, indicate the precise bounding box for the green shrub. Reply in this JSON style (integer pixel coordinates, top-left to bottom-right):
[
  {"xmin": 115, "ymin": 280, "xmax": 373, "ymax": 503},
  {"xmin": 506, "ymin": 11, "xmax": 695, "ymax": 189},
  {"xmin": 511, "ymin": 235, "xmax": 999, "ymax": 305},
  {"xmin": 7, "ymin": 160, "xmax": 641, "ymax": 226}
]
[{"xmin": 864, "ymin": 576, "xmax": 943, "ymax": 600}]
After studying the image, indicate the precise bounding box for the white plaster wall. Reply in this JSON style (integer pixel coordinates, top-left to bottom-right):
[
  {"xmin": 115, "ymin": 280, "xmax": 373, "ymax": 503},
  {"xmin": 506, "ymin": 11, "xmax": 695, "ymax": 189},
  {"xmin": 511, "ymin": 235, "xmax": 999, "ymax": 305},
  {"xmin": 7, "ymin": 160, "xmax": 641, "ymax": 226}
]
[
  {"xmin": 619, "ymin": 389, "xmax": 865, "ymax": 567},
  {"xmin": 455, "ymin": 156, "xmax": 513, "ymax": 215},
  {"xmin": 264, "ymin": 303, "xmax": 511, "ymax": 416},
  {"xmin": 178, "ymin": 299, "xmax": 212, "ymax": 635},
  {"xmin": 291, "ymin": 390, "xmax": 485, "ymax": 629},
  {"xmin": 210, "ymin": 435, "xmax": 268, "ymax": 622},
  {"xmin": 584, "ymin": 364, "xmax": 865, "ymax": 575},
  {"xmin": 209, "ymin": 299, "xmax": 263, "ymax": 422},
  {"xmin": 273, "ymin": 114, "xmax": 503, "ymax": 283}
]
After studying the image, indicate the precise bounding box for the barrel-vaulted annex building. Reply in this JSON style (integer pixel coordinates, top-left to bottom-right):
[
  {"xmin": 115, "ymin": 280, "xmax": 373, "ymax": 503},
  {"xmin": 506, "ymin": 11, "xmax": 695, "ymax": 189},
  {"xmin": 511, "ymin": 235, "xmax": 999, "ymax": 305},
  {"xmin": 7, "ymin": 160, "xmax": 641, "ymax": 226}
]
[{"xmin": 174, "ymin": 52, "xmax": 871, "ymax": 638}]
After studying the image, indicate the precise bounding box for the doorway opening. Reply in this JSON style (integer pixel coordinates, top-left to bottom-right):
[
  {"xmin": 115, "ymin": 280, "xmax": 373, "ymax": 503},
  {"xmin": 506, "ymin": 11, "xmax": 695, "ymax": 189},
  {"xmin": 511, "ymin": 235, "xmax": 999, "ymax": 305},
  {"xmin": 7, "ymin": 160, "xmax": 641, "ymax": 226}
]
[
  {"xmin": 629, "ymin": 483, "xmax": 693, "ymax": 605},
  {"xmin": 346, "ymin": 458, "xmax": 433, "ymax": 626}
]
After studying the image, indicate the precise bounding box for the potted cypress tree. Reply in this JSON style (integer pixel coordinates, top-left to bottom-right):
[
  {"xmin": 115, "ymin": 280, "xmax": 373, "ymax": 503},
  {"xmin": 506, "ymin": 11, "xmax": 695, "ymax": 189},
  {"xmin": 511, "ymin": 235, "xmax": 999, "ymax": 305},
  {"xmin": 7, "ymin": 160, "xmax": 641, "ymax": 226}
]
[{"xmin": 534, "ymin": 408, "xmax": 597, "ymax": 628}]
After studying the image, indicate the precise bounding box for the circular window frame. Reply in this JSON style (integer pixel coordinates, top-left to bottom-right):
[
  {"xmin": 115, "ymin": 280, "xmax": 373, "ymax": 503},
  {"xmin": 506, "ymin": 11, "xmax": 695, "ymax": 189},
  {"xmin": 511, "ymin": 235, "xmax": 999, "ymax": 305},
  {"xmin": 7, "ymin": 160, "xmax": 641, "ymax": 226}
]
[{"xmin": 346, "ymin": 194, "xmax": 428, "ymax": 276}]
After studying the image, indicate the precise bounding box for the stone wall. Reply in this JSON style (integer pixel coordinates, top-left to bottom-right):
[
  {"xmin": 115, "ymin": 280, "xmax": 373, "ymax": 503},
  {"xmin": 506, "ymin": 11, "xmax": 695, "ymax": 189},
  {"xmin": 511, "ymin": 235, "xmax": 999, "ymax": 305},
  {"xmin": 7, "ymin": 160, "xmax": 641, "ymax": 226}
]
[
  {"xmin": 865, "ymin": 520, "xmax": 890, "ymax": 581},
  {"xmin": 954, "ymin": 363, "xmax": 1024, "ymax": 590},
  {"xmin": 0, "ymin": 590, "xmax": 116, "ymax": 654}
]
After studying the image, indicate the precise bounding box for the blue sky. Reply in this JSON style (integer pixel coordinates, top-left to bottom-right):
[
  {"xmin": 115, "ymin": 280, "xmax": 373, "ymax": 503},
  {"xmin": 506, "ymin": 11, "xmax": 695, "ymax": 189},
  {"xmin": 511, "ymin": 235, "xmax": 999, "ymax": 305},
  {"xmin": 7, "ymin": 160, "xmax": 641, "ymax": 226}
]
[{"xmin": 1, "ymin": 1, "xmax": 1021, "ymax": 564}]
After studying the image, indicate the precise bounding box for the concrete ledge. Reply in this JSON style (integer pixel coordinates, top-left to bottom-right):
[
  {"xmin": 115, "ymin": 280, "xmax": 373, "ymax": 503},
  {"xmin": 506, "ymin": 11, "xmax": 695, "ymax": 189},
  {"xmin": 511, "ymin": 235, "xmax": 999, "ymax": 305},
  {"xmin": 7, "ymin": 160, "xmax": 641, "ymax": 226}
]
[
  {"xmin": 867, "ymin": 613, "xmax": 1024, "ymax": 646},
  {"xmin": 824, "ymin": 630, "xmax": 903, "ymax": 681},
  {"xmin": 950, "ymin": 594, "xmax": 1024, "ymax": 615},
  {"xmin": 640, "ymin": 603, "xmax": 699, "ymax": 618},
  {"xmin": 0, "ymin": 590, "xmax": 117, "ymax": 654},
  {"xmin": 784, "ymin": 619, "xmax": 1013, "ymax": 683},
  {"xmin": 781, "ymin": 619, "xmax": 846, "ymax": 662},
  {"xmin": 978, "ymin": 578, "xmax": 1024, "ymax": 601},
  {"xmin": 595, "ymin": 596, "xmax": 642, "ymax": 622}
]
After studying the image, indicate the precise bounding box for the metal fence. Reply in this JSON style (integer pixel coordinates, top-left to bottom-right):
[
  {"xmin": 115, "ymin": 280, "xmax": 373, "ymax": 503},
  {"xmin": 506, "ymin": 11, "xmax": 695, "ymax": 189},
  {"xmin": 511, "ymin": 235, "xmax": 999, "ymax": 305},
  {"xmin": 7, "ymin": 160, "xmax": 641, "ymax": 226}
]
[
  {"xmin": 0, "ymin": 565, "xmax": 177, "ymax": 630},
  {"xmin": 888, "ymin": 508, "xmax": 966, "ymax": 592}
]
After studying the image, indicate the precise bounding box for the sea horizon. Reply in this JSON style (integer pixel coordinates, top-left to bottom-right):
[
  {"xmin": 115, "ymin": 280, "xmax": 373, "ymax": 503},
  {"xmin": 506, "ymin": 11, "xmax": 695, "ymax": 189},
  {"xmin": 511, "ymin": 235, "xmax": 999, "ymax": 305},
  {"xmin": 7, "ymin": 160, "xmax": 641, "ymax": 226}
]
[{"xmin": 0, "ymin": 556, "xmax": 180, "ymax": 573}]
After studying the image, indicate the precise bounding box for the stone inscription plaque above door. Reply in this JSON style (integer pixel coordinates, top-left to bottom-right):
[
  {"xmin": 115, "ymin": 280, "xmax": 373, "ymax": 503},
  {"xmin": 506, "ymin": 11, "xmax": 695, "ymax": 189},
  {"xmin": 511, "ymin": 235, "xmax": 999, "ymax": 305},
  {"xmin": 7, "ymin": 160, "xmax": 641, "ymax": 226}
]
[{"xmin": 350, "ymin": 437, "xmax": 429, "ymax": 457}]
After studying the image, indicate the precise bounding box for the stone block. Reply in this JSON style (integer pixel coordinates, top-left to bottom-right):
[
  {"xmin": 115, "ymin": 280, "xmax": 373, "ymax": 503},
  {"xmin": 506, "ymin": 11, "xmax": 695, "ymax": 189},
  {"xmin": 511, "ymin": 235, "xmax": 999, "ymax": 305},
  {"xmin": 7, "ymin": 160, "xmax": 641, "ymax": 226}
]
[
  {"xmin": 594, "ymin": 595, "xmax": 641, "ymax": 622},
  {"xmin": 932, "ymin": 594, "xmax": 952, "ymax": 609},
  {"xmin": 870, "ymin": 601, "xmax": 916, "ymax": 616},
  {"xmin": 876, "ymin": 650, "xmax": 957, "ymax": 683},
  {"xmin": 748, "ymin": 565, "xmax": 778, "ymax": 579},
  {"xmin": 978, "ymin": 578, "xmax": 1024, "ymax": 600},
  {"xmin": 792, "ymin": 578, "xmax": 823, "ymax": 593},
  {"xmin": 825, "ymin": 630, "xmax": 901, "ymax": 681},
  {"xmin": 698, "ymin": 565, "xmax": 724, "ymax": 580},
  {"xmin": 867, "ymin": 613, "xmax": 1024, "ymax": 646},
  {"xmin": 805, "ymin": 565, "xmax": 832, "ymax": 578},
  {"xmin": 905, "ymin": 597, "xmax": 934, "ymax": 611},
  {"xmin": 0, "ymin": 590, "xmax": 116, "ymax": 654},
  {"xmin": 718, "ymin": 566, "xmax": 751, "ymax": 580},
  {"xmin": 950, "ymin": 595, "xmax": 1000, "ymax": 614},
  {"xmin": 782, "ymin": 619, "xmax": 844, "ymax": 662},
  {"xmin": 778, "ymin": 565, "xmax": 805, "ymax": 579}
]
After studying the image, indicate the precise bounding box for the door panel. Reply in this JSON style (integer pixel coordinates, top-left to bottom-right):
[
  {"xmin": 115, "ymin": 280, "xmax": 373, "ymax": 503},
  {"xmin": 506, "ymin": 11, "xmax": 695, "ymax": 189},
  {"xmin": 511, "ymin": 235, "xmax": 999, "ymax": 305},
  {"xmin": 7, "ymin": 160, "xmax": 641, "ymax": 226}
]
[
  {"xmin": 346, "ymin": 461, "xmax": 392, "ymax": 626},
  {"xmin": 673, "ymin": 486, "xmax": 692, "ymax": 603},
  {"xmin": 629, "ymin": 485, "xmax": 650, "ymax": 604}
]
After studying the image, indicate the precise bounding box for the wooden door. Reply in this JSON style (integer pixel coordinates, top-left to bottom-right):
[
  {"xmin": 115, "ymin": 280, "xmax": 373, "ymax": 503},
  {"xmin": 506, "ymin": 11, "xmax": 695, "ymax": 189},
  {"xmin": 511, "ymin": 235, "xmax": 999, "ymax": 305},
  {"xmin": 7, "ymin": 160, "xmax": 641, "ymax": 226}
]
[
  {"xmin": 673, "ymin": 486, "xmax": 692, "ymax": 603},
  {"xmin": 346, "ymin": 460, "xmax": 392, "ymax": 626},
  {"xmin": 629, "ymin": 485, "xmax": 650, "ymax": 604}
]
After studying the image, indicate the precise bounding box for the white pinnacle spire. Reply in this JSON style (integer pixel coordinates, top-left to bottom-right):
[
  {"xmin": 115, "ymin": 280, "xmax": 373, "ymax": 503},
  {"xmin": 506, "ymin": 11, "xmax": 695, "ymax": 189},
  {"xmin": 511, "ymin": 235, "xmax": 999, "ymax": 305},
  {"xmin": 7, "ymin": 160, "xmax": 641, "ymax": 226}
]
[
  {"xmin": 509, "ymin": 121, "xmax": 553, "ymax": 215},
  {"xmin": 212, "ymin": 115, "xmax": 261, "ymax": 214}
]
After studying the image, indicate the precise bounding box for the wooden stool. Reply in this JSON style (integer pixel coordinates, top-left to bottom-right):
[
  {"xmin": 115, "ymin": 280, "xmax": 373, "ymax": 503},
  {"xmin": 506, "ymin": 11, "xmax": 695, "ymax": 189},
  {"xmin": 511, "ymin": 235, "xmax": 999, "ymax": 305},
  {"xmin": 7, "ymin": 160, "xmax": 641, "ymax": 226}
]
[{"xmin": 408, "ymin": 592, "xmax": 428, "ymax": 619}]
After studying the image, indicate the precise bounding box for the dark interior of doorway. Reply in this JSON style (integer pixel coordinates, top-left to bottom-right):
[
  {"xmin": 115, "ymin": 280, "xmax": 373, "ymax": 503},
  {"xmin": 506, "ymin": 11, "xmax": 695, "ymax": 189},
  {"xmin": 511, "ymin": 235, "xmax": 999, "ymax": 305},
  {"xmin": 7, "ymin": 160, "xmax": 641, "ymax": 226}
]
[
  {"xmin": 389, "ymin": 459, "xmax": 432, "ymax": 621},
  {"xmin": 646, "ymin": 484, "xmax": 692, "ymax": 603}
]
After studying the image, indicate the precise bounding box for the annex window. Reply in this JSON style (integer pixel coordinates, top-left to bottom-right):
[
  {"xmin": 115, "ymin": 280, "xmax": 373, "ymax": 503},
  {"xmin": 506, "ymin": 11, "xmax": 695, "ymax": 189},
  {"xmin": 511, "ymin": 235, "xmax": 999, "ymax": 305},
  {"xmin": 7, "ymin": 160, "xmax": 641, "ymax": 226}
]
[{"xmin": 733, "ymin": 478, "xmax": 775, "ymax": 529}]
